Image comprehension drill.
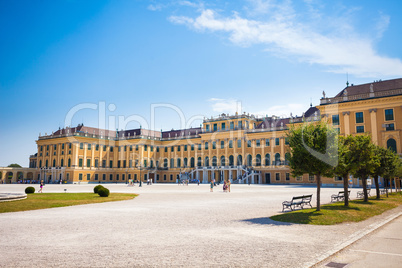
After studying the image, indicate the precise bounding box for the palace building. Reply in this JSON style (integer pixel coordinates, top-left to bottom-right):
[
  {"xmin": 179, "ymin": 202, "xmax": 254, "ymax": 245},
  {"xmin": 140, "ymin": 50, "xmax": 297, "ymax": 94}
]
[{"xmin": 1, "ymin": 78, "xmax": 401, "ymax": 185}]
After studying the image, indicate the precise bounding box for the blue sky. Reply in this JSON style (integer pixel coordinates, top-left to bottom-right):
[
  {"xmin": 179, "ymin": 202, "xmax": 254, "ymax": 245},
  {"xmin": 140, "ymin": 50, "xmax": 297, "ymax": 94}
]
[{"xmin": 1, "ymin": 0, "xmax": 402, "ymax": 166}]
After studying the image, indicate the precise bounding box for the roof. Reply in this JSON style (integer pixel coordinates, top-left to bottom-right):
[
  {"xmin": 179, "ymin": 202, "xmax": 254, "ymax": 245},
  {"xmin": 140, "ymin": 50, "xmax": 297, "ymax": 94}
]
[
  {"xmin": 335, "ymin": 78, "xmax": 402, "ymax": 97},
  {"xmin": 161, "ymin": 127, "xmax": 202, "ymax": 138}
]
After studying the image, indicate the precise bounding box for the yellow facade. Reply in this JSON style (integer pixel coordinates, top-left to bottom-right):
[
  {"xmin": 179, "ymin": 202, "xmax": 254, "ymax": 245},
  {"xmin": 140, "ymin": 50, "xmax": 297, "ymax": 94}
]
[{"xmin": 11, "ymin": 78, "xmax": 401, "ymax": 185}]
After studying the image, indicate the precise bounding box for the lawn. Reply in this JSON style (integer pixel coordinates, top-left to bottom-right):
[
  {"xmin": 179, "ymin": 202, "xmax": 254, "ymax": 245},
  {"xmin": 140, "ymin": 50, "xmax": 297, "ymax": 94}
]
[
  {"xmin": 0, "ymin": 192, "xmax": 138, "ymax": 213},
  {"xmin": 271, "ymin": 192, "xmax": 402, "ymax": 225}
]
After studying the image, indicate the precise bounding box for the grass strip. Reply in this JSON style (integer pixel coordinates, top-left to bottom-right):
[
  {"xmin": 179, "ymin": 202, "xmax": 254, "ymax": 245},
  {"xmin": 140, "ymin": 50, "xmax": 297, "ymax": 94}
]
[
  {"xmin": 271, "ymin": 192, "xmax": 402, "ymax": 225},
  {"xmin": 0, "ymin": 193, "xmax": 137, "ymax": 213}
]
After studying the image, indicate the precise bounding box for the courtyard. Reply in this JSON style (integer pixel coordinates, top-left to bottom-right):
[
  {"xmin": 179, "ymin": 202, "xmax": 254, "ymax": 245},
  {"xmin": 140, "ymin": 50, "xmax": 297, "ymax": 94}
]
[{"xmin": 0, "ymin": 184, "xmax": 400, "ymax": 267}]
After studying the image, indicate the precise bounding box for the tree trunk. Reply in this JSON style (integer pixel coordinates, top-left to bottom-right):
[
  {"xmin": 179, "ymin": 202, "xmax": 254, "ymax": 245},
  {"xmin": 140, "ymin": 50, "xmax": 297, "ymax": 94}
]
[
  {"xmin": 343, "ymin": 174, "xmax": 349, "ymax": 206},
  {"xmin": 361, "ymin": 176, "xmax": 368, "ymax": 202},
  {"xmin": 374, "ymin": 175, "xmax": 380, "ymax": 199},
  {"xmin": 316, "ymin": 174, "xmax": 321, "ymax": 211}
]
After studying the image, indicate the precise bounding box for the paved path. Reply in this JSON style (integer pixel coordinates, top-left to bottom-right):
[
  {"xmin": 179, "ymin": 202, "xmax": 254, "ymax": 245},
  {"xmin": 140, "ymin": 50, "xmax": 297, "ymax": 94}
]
[{"xmin": 0, "ymin": 184, "xmax": 400, "ymax": 267}]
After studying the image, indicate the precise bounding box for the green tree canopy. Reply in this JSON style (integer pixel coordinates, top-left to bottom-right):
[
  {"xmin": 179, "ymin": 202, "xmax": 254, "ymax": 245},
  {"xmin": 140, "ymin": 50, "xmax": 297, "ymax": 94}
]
[
  {"xmin": 287, "ymin": 120, "xmax": 338, "ymax": 211},
  {"xmin": 8, "ymin": 163, "xmax": 22, "ymax": 168}
]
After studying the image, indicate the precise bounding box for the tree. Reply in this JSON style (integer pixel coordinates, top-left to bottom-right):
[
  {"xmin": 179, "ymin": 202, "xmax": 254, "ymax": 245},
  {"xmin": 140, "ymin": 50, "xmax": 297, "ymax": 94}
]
[
  {"xmin": 333, "ymin": 135, "xmax": 355, "ymax": 206},
  {"xmin": 287, "ymin": 121, "xmax": 338, "ymax": 211},
  {"xmin": 370, "ymin": 146, "xmax": 398, "ymax": 199},
  {"xmin": 8, "ymin": 163, "xmax": 22, "ymax": 168},
  {"xmin": 349, "ymin": 135, "xmax": 379, "ymax": 202},
  {"xmin": 383, "ymin": 154, "xmax": 401, "ymax": 193}
]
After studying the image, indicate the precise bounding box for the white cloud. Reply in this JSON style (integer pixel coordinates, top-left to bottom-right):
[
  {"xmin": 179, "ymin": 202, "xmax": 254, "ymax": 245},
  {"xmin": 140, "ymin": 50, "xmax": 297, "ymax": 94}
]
[
  {"xmin": 208, "ymin": 98, "xmax": 242, "ymax": 114},
  {"xmin": 169, "ymin": 2, "xmax": 402, "ymax": 77}
]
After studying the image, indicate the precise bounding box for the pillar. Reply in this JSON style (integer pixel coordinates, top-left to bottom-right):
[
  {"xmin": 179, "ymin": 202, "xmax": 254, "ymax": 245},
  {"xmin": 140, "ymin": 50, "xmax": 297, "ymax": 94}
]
[{"xmin": 343, "ymin": 111, "xmax": 350, "ymax": 135}]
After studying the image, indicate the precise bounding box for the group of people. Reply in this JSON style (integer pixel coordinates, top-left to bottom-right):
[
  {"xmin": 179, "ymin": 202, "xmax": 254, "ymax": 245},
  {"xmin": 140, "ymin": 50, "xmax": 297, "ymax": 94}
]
[{"xmin": 210, "ymin": 179, "xmax": 231, "ymax": 192}]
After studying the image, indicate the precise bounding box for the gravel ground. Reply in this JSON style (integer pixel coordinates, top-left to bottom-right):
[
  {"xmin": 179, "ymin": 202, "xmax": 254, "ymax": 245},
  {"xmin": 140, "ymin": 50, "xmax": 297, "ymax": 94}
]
[{"xmin": 0, "ymin": 184, "xmax": 398, "ymax": 267}]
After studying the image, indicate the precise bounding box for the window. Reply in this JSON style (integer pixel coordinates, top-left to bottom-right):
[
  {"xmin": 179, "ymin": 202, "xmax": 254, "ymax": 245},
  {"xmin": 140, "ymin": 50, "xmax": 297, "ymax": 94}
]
[
  {"xmin": 238, "ymin": 121, "xmax": 242, "ymax": 128},
  {"xmin": 96, "ymin": 144, "xmax": 99, "ymax": 151},
  {"xmin": 355, "ymin": 112, "xmax": 364, "ymax": 123},
  {"xmin": 87, "ymin": 174, "xmax": 90, "ymax": 181},
  {"xmin": 164, "ymin": 175, "xmax": 167, "ymax": 181},
  {"xmin": 177, "ymin": 158, "xmax": 181, "ymax": 167},
  {"xmin": 144, "ymin": 160, "xmax": 147, "ymax": 167},
  {"xmin": 69, "ymin": 143, "xmax": 72, "ymax": 149},
  {"xmin": 80, "ymin": 143, "xmax": 83, "ymax": 149},
  {"xmin": 103, "ymin": 145, "xmax": 106, "ymax": 151},
  {"xmin": 110, "ymin": 146, "xmax": 113, "ymax": 152},
  {"xmin": 136, "ymin": 145, "xmax": 139, "ymax": 151},
  {"xmin": 156, "ymin": 147, "xmax": 159, "ymax": 152},
  {"xmin": 95, "ymin": 159, "xmax": 98, "ymax": 168},
  {"xmin": 88, "ymin": 144, "xmax": 91, "ymax": 150},
  {"xmin": 165, "ymin": 147, "xmax": 168, "ymax": 153},
  {"xmin": 296, "ymin": 176, "xmax": 302, "ymax": 182},
  {"xmin": 213, "ymin": 142, "xmax": 216, "ymax": 149},
  {"xmin": 68, "ymin": 158, "xmax": 71, "ymax": 167},
  {"xmin": 265, "ymin": 154, "xmax": 270, "ymax": 166},
  {"xmin": 213, "ymin": 124, "xmax": 217, "ymax": 131},
  {"xmin": 171, "ymin": 146, "xmax": 174, "ymax": 152},
  {"xmin": 221, "ymin": 122, "xmax": 226, "ymax": 130},
  {"xmin": 177, "ymin": 146, "xmax": 181, "ymax": 152},
  {"xmin": 387, "ymin": 138, "xmax": 397, "ymax": 152},
  {"xmin": 275, "ymin": 138, "xmax": 280, "ymax": 146},
  {"xmin": 197, "ymin": 157, "xmax": 202, "ymax": 167},
  {"xmin": 286, "ymin": 173, "xmax": 290, "ymax": 181},
  {"xmin": 94, "ymin": 174, "xmax": 98, "ymax": 181},
  {"xmin": 124, "ymin": 146, "xmax": 127, "ymax": 152},
  {"xmin": 123, "ymin": 160, "xmax": 126, "ymax": 168},
  {"xmin": 275, "ymin": 173, "xmax": 280, "ymax": 181},
  {"xmin": 54, "ymin": 144, "xmax": 57, "ymax": 150},
  {"xmin": 237, "ymin": 139, "xmax": 241, "ymax": 148},
  {"xmin": 356, "ymin": 126, "xmax": 365, "ymax": 133},
  {"xmin": 385, "ymin": 123, "xmax": 395, "ymax": 131},
  {"xmin": 170, "ymin": 158, "xmax": 174, "ymax": 168},
  {"xmin": 184, "ymin": 158, "xmax": 188, "ymax": 167},
  {"xmin": 130, "ymin": 145, "xmax": 133, "ymax": 151},
  {"xmin": 309, "ymin": 175, "xmax": 315, "ymax": 181},
  {"xmin": 184, "ymin": 145, "xmax": 187, "ymax": 151},
  {"xmin": 109, "ymin": 161, "xmax": 113, "ymax": 168},
  {"xmin": 87, "ymin": 159, "xmax": 91, "ymax": 167},
  {"xmin": 285, "ymin": 138, "xmax": 289, "ymax": 145},
  {"xmin": 247, "ymin": 140, "xmax": 251, "ymax": 147},
  {"xmin": 229, "ymin": 140, "xmax": 233, "ymax": 148},
  {"xmin": 102, "ymin": 160, "xmax": 106, "ymax": 168},
  {"xmin": 79, "ymin": 159, "xmax": 83, "ymax": 167},
  {"xmin": 191, "ymin": 144, "xmax": 194, "ymax": 151},
  {"xmin": 144, "ymin": 145, "xmax": 147, "ymax": 151},
  {"xmin": 230, "ymin": 122, "xmax": 234, "ymax": 130},
  {"xmin": 40, "ymin": 146, "xmax": 43, "ymax": 151},
  {"xmin": 206, "ymin": 125, "xmax": 210, "ymax": 132},
  {"xmin": 265, "ymin": 139, "xmax": 269, "ymax": 147},
  {"xmin": 385, "ymin": 109, "xmax": 394, "ymax": 121},
  {"xmin": 62, "ymin": 144, "xmax": 65, "ymax": 150},
  {"xmin": 332, "ymin": 114, "xmax": 339, "ymax": 125},
  {"xmin": 79, "ymin": 174, "xmax": 83, "ymax": 180},
  {"xmin": 198, "ymin": 144, "xmax": 201, "ymax": 150},
  {"xmin": 150, "ymin": 146, "xmax": 153, "ymax": 152},
  {"xmin": 221, "ymin": 141, "xmax": 224, "ymax": 149},
  {"xmin": 256, "ymin": 139, "xmax": 260, "ymax": 147},
  {"xmin": 110, "ymin": 174, "xmax": 113, "ymax": 181}
]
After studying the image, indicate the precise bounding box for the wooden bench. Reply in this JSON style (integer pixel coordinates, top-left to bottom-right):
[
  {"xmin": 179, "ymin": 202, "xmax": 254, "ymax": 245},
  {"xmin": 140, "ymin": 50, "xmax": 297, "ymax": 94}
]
[
  {"xmin": 380, "ymin": 188, "xmax": 388, "ymax": 195},
  {"xmin": 282, "ymin": 194, "xmax": 313, "ymax": 212},
  {"xmin": 357, "ymin": 188, "xmax": 371, "ymax": 198},
  {"xmin": 331, "ymin": 191, "xmax": 350, "ymax": 202}
]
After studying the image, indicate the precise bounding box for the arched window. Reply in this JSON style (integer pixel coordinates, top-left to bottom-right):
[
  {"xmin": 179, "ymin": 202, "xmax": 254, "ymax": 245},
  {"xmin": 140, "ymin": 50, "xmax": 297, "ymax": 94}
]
[
  {"xmin": 387, "ymin": 138, "xmax": 397, "ymax": 153},
  {"xmin": 197, "ymin": 157, "xmax": 202, "ymax": 167},
  {"xmin": 275, "ymin": 153, "xmax": 281, "ymax": 165},
  {"xmin": 205, "ymin": 157, "xmax": 209, "ymax": 166},
  {"xmin": 247, "ymin": 155, "xmax": 252, "ymax": 166},
  {"xmin": 61, "ymin": 159, "xmax": 64, "ymax": 167},
  {"xmin": 229, "ymin": 155, "xmax": 234, "ymax": 166},
  {"xmin": 190, "ymin": 157, "xmax": 195, "ymax": 168},
  {"xmin": 68, "ymin": 158, "xmax": 71, "ymax": 167},
  {"xmin": 205, "ymin": 142, "xmax": 209, "ymax": 150},
  {"xmin": 164, "ymin": 158, "xmax": 168, "ymax": 168},
  {"xmin": 39, "ymin": 160, "xmax": 42, "ymax": 168},
  {"xmin": 184, "ymin": 158, "xmax": 188, "ymax": 167},
  {"xmin": 237, "ymin": 155, "xmax": 242, "ymax": 166},
  {"xmin": 220, "ymin": 156, "xmax": 226, "ymax": 166},
  {"xmin": 45, "ymin": 160, "xmax": 48, "ymax": 167},
  {"xmin": 265, "ymin": 154, "xmax": 270, "ymax": 166},
  {"xmin": 212, "ymin": 141, "xmax": 216, "ymax": 149},
  {"xmin": 256, "ymin": 154, "xmax": 261, "ymax": 166},
  {"xmin": 53, "ymin": 159, "xmax": 56, "ymax": 167},
  {"xmin": 212, "ymin": 156, "xmax": 217, "ymax": 166},
  {"xmin": 170, "ymin": 158, "xmax": 174, "ymax": 168},
  {"xmin": 177, "ymin": 158, "xmax": 181, "ymax": 167}
]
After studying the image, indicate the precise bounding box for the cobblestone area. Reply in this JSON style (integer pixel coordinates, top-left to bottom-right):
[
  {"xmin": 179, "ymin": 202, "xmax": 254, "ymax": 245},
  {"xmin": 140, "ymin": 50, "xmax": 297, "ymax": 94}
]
[{"xmin": 0, "ymin": 184, "xmax": 397, "ymax": 267}]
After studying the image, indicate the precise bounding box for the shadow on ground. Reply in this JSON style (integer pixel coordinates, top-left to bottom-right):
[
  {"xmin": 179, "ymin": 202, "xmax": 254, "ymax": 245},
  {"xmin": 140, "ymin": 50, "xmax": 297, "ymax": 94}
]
[{"xmin": 240, "ymin": 217, "xmax": 294, "ymax": 226}]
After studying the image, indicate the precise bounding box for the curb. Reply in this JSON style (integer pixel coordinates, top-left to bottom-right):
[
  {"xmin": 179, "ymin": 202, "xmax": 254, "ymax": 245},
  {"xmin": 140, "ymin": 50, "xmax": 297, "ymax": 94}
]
[
  {"xmin": 0, "ymin": 193, "xmax": 27, "ymax": 202},
  {"xmin": 304, "ymin": 210, "xmax": 402, "ymax": 268}
]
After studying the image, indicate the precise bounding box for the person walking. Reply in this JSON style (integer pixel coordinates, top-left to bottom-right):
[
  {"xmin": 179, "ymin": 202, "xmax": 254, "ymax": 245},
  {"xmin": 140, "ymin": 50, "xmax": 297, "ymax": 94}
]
[
  {"xmin": 227, "ymin": 179, "xmax": 231, "ymax": 192},
  {"xmin": 38, "ymin": 180, "xmax": 44, "ymax": 193},
  {"xmin": 210, "ymin": 180, "xmax": 214, "ymax": 192}
]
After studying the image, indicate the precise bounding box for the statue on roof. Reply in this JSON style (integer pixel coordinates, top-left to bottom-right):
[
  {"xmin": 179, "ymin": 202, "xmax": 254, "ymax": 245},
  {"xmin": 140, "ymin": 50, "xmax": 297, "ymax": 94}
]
[
  {"xmin": 322, "ymin": 91, "xmax": 326, "ymax": 98},
  {"xmin": 370, "ymin": 83, "xmax": 374, "ymax": 93}
]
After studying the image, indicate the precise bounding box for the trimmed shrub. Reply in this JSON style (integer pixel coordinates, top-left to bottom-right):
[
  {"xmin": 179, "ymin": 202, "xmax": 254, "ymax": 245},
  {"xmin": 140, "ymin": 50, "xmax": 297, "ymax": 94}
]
[
  {"xmin": 25, "ymin": 187, "xmax": 35, "ymax": 194},
  {"xmin": 94, "ymin": 185, "xmax": 104, "ymax": 194},
  {"xmin": 98, "ymin": 187, "xmax": 110, "ymax": 197}
]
